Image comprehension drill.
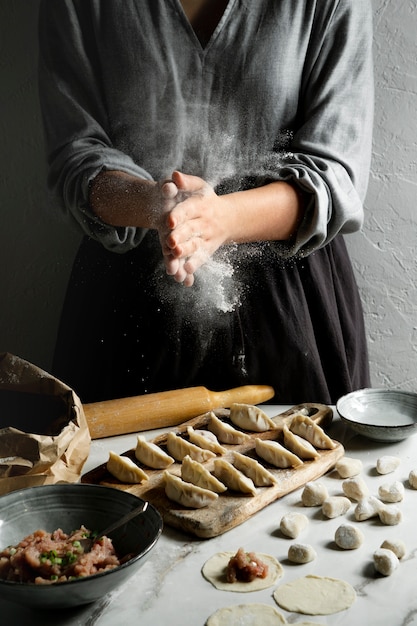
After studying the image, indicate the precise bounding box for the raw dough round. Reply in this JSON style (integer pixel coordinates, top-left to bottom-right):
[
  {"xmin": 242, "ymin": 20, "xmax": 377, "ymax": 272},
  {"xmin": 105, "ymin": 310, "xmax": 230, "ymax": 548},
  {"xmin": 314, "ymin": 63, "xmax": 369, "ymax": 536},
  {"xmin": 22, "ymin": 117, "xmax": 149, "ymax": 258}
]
[
  {"xmin": 206, "ymin": 603, "xmax": 287, "ymax": 625},
  {"xmin": 202, "ymin": 551, "xmax": 283, "ymax": 592},
  {"xmin": 273, "ymin": 575, "xmax": 356, "ymax": 615}
]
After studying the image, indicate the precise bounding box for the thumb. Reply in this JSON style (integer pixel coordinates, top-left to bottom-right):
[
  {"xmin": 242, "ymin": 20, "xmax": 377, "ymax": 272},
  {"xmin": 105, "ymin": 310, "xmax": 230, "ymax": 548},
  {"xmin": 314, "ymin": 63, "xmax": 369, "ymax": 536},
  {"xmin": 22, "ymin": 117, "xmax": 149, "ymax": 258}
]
[{"xmin": 171, "ymin": 170, "xmax": 203, "ymax": 193}]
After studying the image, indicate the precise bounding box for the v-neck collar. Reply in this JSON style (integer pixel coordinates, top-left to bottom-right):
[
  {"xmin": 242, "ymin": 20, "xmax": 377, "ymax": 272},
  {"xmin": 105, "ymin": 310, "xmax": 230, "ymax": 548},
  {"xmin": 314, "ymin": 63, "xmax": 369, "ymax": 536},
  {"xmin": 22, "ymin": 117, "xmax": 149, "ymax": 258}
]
[{"xmin": 173, "ymin": 0, "xmax": 236, "ymax": 53}]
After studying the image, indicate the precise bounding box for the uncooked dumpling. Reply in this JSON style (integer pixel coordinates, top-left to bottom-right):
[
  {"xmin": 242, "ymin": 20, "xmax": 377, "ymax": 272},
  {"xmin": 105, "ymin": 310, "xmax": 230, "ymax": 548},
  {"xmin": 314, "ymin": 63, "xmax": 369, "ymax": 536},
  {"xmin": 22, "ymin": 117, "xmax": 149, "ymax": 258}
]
[
  {"xmin": 181, "ymin": 455, "xmax": 227, "ymax": 493},
  {"xmin": 202, "ymin": 551, "xmax": 284, "ymax": 592},
  {"xmin": 107, "ymin": 451, "xmax": 148, "ymax": 484},
  {"xmin": 289, "ymin": 413, "xmax": 336, "ymax": 449},
  {"xmin": 134, "ymin": 435, "xmax": 174, "ymax": 469},
  {"xmin": 208, "ymin": 413, "xmax": 249, "ymax": 444},
  {"xmin": 229, "ymin": 403, "xmax": 276, "ymax": 432},
  {"xmin": 213, "ymin": 459, "xmax": 257, "ymax": 496},
  {"xmin": 232, "ymin": 451, "xmax": 277, "ymax": 487},
  {"xmin": 255, "ymin": 438, "xmax": 303, "ymax": 469},
  {"xmin": 187, "ymin": 426, "xmax": 226, "ymax": 455},
  {"xmin": 283, "ymin": 425, "xmax": 319, "ymax": 460},
  {"xmin": 166, "ymin": 431, "xmax": 216, "ymax": 463},
  {"xmin": 164, "ymin": 471, "xmax": 218, "ymax": 508}
]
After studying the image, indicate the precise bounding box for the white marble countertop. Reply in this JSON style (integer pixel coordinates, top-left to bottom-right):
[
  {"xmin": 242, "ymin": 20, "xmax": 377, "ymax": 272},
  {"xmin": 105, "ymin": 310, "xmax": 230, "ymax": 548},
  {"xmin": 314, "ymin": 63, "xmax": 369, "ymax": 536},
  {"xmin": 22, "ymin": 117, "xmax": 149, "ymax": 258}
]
[{"xmin": 2, "ymin": 405, "xmax": 417, "ymax": 626}]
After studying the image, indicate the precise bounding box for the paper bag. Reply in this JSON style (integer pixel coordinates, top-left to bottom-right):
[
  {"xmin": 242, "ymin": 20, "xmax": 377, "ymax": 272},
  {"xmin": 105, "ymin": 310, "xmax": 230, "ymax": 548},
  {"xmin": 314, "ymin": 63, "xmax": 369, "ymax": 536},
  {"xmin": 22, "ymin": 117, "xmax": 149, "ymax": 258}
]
[{"xmin": 0, "ymin": 352, "xmax": 91, "ymax": 495}]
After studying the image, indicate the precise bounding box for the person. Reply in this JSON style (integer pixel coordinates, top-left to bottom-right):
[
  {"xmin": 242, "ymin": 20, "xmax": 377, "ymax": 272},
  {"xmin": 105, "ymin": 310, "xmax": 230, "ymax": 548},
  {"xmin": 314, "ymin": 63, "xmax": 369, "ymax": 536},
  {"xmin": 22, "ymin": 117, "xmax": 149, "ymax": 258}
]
[{"xmin": 38, "ymin": 0, "xmax": 374, "ymax": 405}]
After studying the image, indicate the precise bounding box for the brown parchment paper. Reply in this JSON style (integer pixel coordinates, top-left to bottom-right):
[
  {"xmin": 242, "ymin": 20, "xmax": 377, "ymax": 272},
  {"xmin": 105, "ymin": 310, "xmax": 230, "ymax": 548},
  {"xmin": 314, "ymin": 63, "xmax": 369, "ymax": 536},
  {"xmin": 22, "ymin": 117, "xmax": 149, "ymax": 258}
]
[{"xmin": 0, "ymin": 353, "xmax": 91, "ymax": 495}]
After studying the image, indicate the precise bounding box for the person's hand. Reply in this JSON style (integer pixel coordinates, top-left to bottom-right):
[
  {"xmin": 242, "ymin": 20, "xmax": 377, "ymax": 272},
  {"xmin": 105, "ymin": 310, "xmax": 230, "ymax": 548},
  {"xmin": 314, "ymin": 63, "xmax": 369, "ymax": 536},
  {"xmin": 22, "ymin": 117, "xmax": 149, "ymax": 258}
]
[
  {"xmin": 160, "ymin": 170, "xmax": 229, "ymax": 285},
  {"xmin": 156, "ymin": 177, "xmax": 196, "ymax": 286}
]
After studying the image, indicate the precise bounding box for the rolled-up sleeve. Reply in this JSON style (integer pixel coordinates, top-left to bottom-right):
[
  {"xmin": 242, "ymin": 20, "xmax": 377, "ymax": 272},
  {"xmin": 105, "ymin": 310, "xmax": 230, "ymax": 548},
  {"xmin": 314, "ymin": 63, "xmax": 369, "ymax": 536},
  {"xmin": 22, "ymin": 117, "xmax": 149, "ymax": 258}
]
[
  {"xmin": 255, "ymin": 0, "xmax": 374, "ymax": 255},
  {"xmin": 38, "ymin": 0, "xmax": 150, "ymax": 251},
  {"xmin": 280, "ymin": 0, "xmax": 374, "ymax": 255}
]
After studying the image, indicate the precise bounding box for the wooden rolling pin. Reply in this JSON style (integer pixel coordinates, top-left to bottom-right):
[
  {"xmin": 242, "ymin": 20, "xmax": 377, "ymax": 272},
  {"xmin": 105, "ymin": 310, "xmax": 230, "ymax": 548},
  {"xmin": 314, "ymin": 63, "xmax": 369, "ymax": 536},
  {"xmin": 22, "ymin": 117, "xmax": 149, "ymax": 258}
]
[{"xmin": 83, "ymin": 384, "xmax": 275, "ymax": 439}]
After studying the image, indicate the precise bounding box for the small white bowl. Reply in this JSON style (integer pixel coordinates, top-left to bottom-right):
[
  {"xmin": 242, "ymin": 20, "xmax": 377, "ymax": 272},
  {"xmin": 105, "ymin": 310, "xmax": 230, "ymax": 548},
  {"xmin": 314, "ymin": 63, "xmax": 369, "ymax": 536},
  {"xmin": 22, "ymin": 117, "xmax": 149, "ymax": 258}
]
[{"xmin": 336, "ymin": 388, "xmax": 417, "ymax": 442}]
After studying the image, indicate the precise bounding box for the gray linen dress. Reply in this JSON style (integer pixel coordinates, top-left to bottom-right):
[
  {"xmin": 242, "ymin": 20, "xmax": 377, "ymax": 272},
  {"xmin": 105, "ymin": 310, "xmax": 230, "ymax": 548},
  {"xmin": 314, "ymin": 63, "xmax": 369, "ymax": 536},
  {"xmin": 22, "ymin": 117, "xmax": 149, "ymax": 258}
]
[{"xmin": 38, "ymin": 0, "xmax": 374, "ymax": 404}]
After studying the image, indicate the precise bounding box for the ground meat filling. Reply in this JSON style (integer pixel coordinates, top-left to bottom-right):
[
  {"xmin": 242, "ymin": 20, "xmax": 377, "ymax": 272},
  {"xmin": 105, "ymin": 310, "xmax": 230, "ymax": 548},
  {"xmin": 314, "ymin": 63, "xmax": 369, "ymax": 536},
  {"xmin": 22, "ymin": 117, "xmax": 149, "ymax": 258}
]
[
  {"xmin": 226, "ymin": 547, "xmax": 269, "ymax": 583},
  {"xmin": 0, "ymin": 526, "xmax": 120, "ymax": 584}
]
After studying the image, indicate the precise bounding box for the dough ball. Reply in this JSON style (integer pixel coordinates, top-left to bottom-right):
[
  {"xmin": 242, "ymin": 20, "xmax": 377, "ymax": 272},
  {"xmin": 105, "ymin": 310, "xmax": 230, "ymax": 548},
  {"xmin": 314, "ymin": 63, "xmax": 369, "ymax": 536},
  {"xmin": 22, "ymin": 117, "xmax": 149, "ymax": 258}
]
[
  {"xmin": 408, "ymin": 469, "xmax": 417, "ymax": 489},
  {"xmin": 335, "ymin": 457, "xmax": 362, "ymax": 478},
  {"xmin": 378, "ymin": 481, "xmax": 404, "ymax": 503},
  {"xmin": 354, "ymin": 496, "xmax": 383, "ymax": 521},
  {"xmin": 322, "ymin": 496, "xmax": 351, "ymax": 519},
  {"xmin": 206, "ymin": 603, "xmax": 287, "ymax": 625},
  {"xmin": 373, "ymin": 548, "xmax": 399, "ymax": 576},
  {"xmin": 301, "ymin": 481, "xmax": 329, "ymax": 506},
  {"xmin": 376, "ymin": 455, "xmax": 400, "ymax": 475},
  {"xmin": 380, "ymin": 539, "xmax": 406, "ymax": 559},
  {"xmin": 280, "ymin": 512, "xmax": 309, "ymax": 539},
  {"xmin": 342, "ymin": 476, "xmax": 369, "ymax": 501},
  {"xmin": 334, "ymin": 524, "xmax": 364, "ymax": 550},
  {"xmin": 273, "ymin": 575, "xmax": 356, "ymax": 615},
  {"xmin": 288, "ymin": 543, "xmax": 317, "ymax": 564},
  {"xmin": 378, "ymin": 505, "xmax": 402, "ymax": 526},
  {"xmin": 202, "ymin": 551, "xmax": 283, "ymax": 592}
]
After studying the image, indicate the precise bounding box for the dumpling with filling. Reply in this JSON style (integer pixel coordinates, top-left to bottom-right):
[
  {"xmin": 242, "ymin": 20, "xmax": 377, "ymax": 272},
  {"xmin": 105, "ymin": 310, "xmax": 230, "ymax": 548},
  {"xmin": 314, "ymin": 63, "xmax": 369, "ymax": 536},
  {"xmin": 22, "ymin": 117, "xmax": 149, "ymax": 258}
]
[
  {"xmin": 208, "ymin": 413, "xmax": 249, "ymax": 445},
  {"xmin": 232, "ymin": 451, "xmax": 277, "ymax": 487},
  {"xmin": 107, "ymin": 451, "xmax": 148, "ymax": 483},
  {"xmin": 181, "ymin": 455, "xmax": 227, "ymax": 493},
  {"xmin": 187, "ymin": 426, "xmax": 226, "ymax": 455},
  {"xmin": 135, "ymin": 435, "xmax": 175, "ymax": 469},
  {"xmin": 164, "ymin": 471, "xmax": 218, "ymax": 508},
  {"xmin": 289, "ymin": 413, "xmax": 336, "ymax": 449},
  {"xmin": 255, "ymin": 438, "xmax": 303, "ymax": 469},
  {"xmin": 213, "ymin": 459, "xmax": 257, "ymax": 496},
  {"xmin": 283, "ymin": 425, "xmax": 319, "ymax": 460},
  {"xmin": 166, "ymin": 431, "xmax": 216, "ymax": 463},
  {"xmin": 229, "ymin": 403, "xmax": 276, "ymax": 432}
]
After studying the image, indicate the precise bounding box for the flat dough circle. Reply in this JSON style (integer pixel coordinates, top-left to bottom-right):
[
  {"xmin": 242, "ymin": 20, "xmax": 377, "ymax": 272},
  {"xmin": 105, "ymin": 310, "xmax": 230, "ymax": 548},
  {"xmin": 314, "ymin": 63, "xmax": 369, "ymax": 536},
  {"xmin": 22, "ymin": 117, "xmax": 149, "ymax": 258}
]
[
  {"xmin": 202, "ymin": 551, "xmax": 283, "ymax": 592},
  {"xmin": 273, "ymin": 575, "xmax": 356, "ymax": 615},
  {"xmin": 206, "ymin": 603, "xmax": 286, "ymax": 625}
]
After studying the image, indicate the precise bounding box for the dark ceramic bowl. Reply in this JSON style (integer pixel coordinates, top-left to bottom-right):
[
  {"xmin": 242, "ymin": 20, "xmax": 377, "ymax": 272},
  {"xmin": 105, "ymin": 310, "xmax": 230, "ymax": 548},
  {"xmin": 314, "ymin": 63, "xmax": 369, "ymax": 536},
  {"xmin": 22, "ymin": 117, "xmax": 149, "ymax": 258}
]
[
  {"xmin": 0, "ymin": 483, "xmax": 162, "ymax": 609},
  {"xmin": 336, "ymin": 388, "xmax": 417, "ymax": 442}
]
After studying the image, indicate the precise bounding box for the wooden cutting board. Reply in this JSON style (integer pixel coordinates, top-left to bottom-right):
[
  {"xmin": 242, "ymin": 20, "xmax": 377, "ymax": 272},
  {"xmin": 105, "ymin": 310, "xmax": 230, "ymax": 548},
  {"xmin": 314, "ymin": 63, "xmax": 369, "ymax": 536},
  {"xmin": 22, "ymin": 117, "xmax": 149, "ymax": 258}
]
[{"xmin": 82, "ymin": 403, "xmax": 344, "ymax": 538}]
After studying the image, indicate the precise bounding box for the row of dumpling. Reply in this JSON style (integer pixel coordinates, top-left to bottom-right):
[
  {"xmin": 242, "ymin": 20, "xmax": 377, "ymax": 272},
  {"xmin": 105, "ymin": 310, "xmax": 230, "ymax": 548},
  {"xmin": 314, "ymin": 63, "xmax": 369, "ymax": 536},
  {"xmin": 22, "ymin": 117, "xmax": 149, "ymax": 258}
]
[{"xmin": 163, "ymin": 450, "xmax": 276, "ymax": 509}]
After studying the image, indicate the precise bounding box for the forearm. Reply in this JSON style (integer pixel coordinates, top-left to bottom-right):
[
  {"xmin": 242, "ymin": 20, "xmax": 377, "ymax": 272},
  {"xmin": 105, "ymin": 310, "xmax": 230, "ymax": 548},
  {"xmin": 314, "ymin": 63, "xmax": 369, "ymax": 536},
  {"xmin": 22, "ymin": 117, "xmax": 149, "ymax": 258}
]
[
  {"xmin": 221, "ymin": 181, "xmax": 306, "ymax": 245},
  {"xmin": 89, "ymin": 170, "xmax": 161, "ymax": 229}
]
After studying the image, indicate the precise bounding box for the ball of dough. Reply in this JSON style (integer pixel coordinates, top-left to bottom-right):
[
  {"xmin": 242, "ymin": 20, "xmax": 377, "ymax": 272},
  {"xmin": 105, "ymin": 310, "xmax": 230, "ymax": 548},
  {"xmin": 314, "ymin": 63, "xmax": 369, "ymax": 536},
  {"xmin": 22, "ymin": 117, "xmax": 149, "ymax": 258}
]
[
  {"xmin": 378, "ymin": 481, "xmax": 404, "ymax": 503},
  {"xmin": 301, "ymin": 481, "xmax": 329, "ymax": 506},
  {"xmin": 378, "ymin": 505, "xmax": 402, "ymax": 526},
  {"xmin": 408, "ymin": 469, "xmax": 417, "ymax": 489},
  {"xmin": 335, "ymin": 457, "xmax": 362, "ymax": 479},
  {"xmin": 376, "ymin": 455, "xmax": 400, "ymax": 475},
  {"xmin": 287, "ymin": 543, "xmax": 317, "ymax": 564},
  {"xmin": 373, "ymin": 548, "xmax": 399, "ymax": 576},
  {"xmin": 354, "ymin": 496, "xmax": 383, "ymax": 521},
  {"xmin": 280, "ymin": 512, "xmax": 309, "ymax": 539},
  {"xmin": 380, "ymin": 539, "xmax": 406, "ymax": 559},
  {"xmin": 342, "ymin": 476, "xmax": 369, "ymax": 501},
  {"xmin": 334, "ymin": 524, "xmax": 364, "ymax": 550},
  {"xmin": 322, "ymin": 496, "xmax": 351, "ymax": 519}
]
